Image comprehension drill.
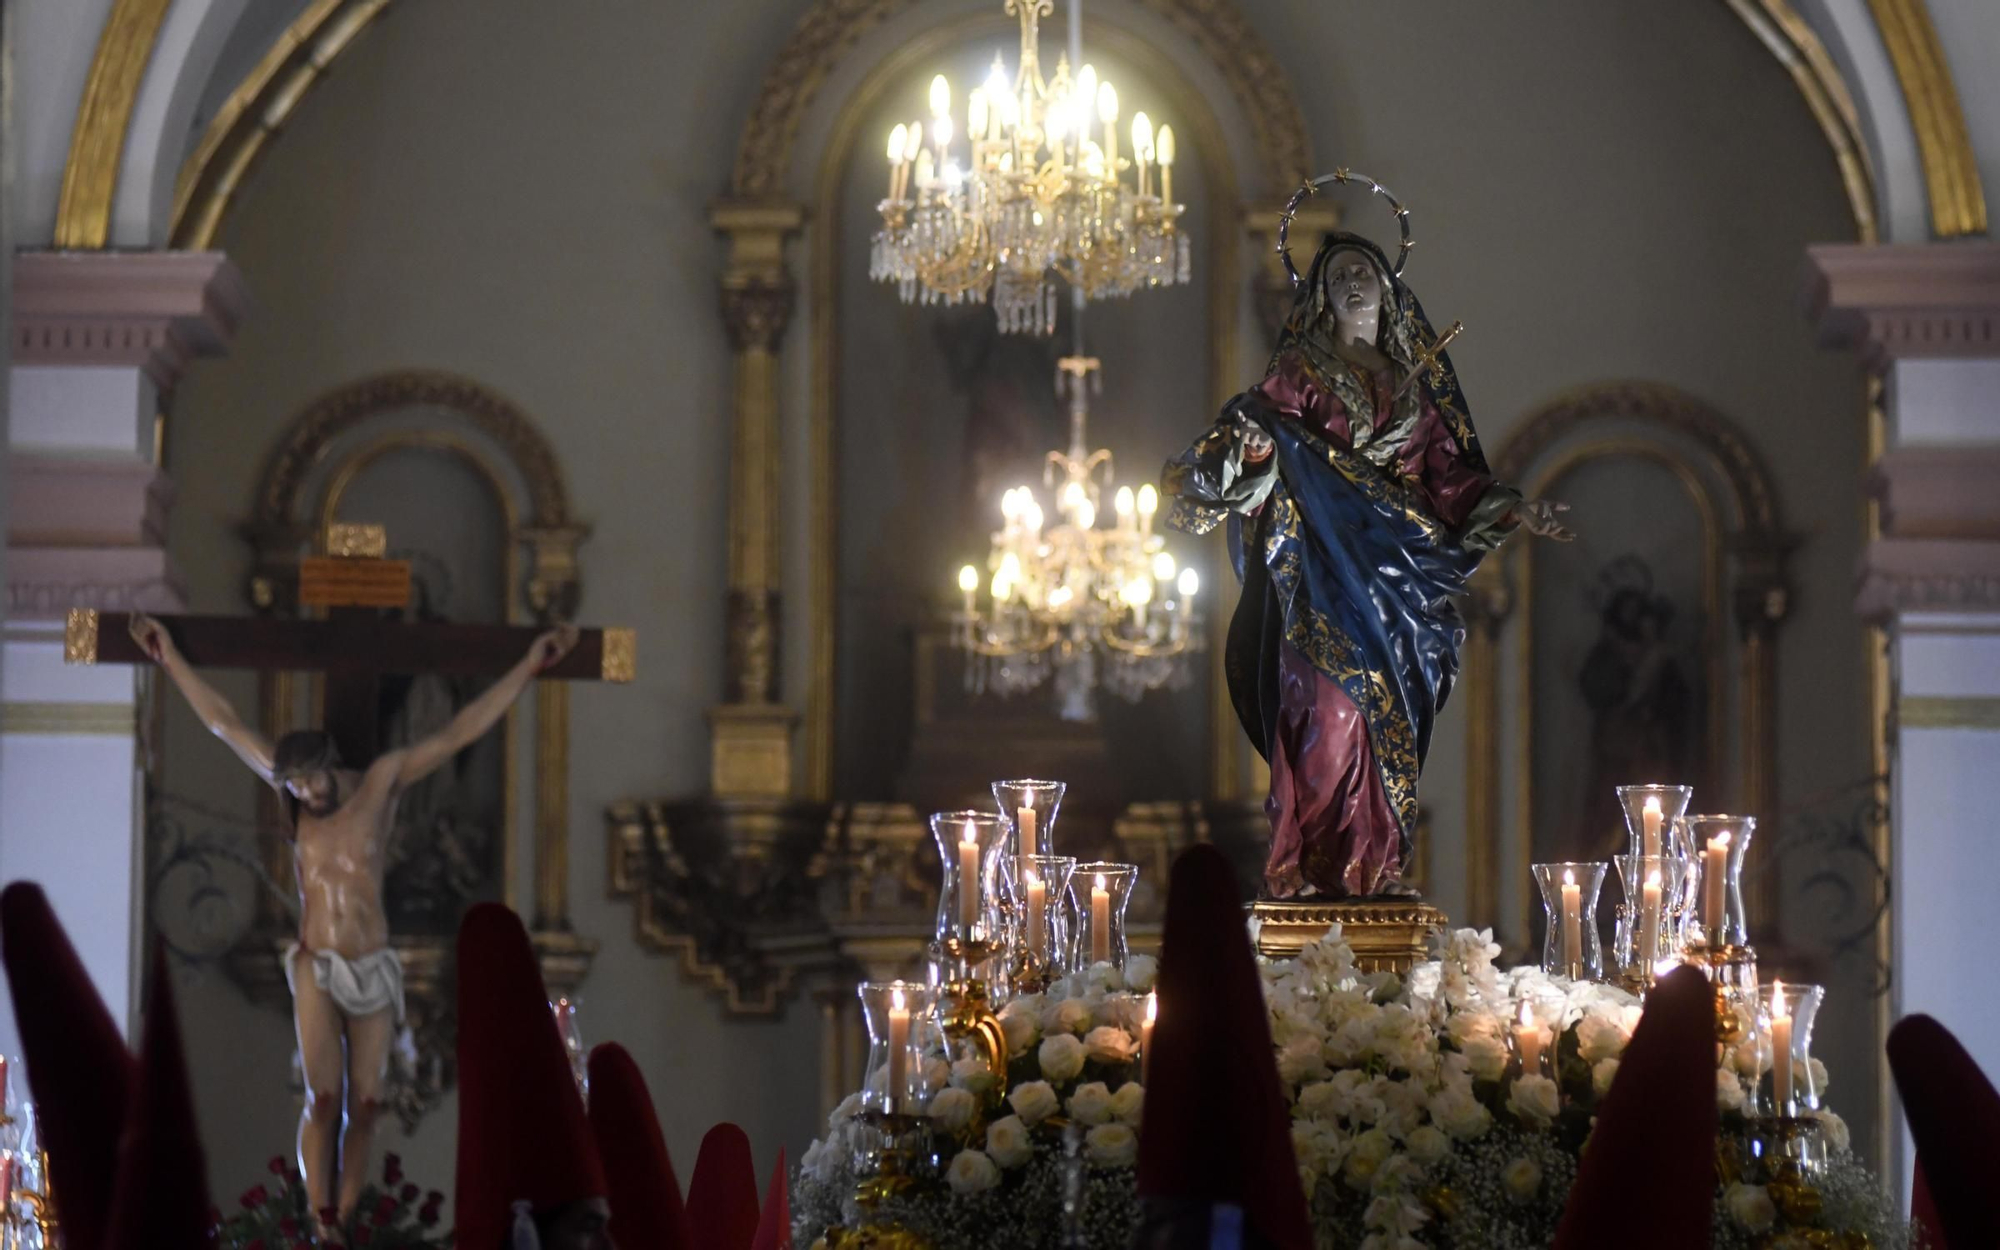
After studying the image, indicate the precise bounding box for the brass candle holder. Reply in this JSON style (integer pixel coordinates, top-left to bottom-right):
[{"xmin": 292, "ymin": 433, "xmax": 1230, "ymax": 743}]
[
  {"xmin": 1684, "ymin": 939, "xmax": 1759, "ymax": 1046},
  {"xmin": 0, "ymin": 1146, "xmax": 57, "ymax": 1250},
  {"xmin": 937, "ymin": 958, "xmax": 1010, "ymax": 1092}
]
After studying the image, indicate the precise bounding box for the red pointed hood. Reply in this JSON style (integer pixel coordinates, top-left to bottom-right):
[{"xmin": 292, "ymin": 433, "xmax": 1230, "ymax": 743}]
[
  {"xmin": 1135, "ymin": 843, "xmax": 1312, "ymax": 1250},
  {"xmin": 102, "ymin": 943, "xmax": 212, "ymax": 1250},
  {"xmin": 685, "ymin": 1122, "xmax": 761, "ymax": 1250},
  {"xmin": 1553, "ymin": 965, "xmax": 1718, "ymax": 1249},
  {"xmin": 454, "ymin": 903, "xmax": 606, "ymax": 1250},
  {"xmin": 0, "ymin": 883, "xmax": 135, "ymax": 1250},
  {"xmin": 587, "ymin": 1042, "xmax": 693, "ymax": 1250},
  {"xmin": 1888, "ymin": 1013, "xmax": 2000, "ymax": 1249},
  {"xmin": 750, "ymin": 1147, "xmax": 791, "ymax": 1250}
]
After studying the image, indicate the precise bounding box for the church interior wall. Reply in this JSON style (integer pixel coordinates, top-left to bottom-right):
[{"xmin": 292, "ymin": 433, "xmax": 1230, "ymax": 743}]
[{"xmin": 16, "ymin": 0, "xmax": 1975, "ymax": 1215}]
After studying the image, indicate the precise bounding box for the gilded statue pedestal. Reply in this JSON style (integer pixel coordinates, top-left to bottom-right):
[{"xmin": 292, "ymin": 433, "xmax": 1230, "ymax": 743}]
[{"xmin": 1249, "ymin": 898, "xmax": 1448, "ymax": 973}]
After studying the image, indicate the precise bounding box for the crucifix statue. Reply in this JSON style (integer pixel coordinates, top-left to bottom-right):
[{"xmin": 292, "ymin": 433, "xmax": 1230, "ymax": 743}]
[{"xmin": 66, "ymin": 523, "xmax": 635, "ymax": 1234}]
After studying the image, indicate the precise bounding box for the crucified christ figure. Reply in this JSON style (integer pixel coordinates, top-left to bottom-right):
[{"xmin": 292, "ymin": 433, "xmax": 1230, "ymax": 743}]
[{"xmin": 131, "ymin": 612, "xmax": 579, "ymax": 1231}]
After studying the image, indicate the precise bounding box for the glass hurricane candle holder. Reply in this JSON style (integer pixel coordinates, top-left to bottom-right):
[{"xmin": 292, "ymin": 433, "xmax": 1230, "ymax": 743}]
[
  {"xmin": 1616, "ymin": 784, "xmax": 1694, "ymax": 860},
  {"xmin": 993, "ymin": 779, "xmax": 1066, "ymax": 859},
  {"xmin": 1613, "ymin": 854, "xmax": 1686, "ymax": 981},
  {"xmin": 1681, "ymin": 815, "xmax": 1755, "ymax": 950},
  {"xmin": 1755, "ymin": 980, "xmax": 1828, "ymax": 1173},
  {"xmin": 1509, "ymin": 1000, "xmax": 1555, "ymax": 1082},
  {"xmin": 1531, "ymin": 861, "xmax": 1607, "ymax": 981},
  {"xmin": 1071, "ymin": 862, "xmax": 1138, "ymax": 970},
  {"xmin": 1011, "ymin": 854, "xmax": 1078, "ymax": 989},
  {"xmin": 930, "ymin": 811, "xmax": 1009, "ymax": 971},
  {"xmin": 858, "ymin": 981, "xmax": 938, "ymax": 1119}
]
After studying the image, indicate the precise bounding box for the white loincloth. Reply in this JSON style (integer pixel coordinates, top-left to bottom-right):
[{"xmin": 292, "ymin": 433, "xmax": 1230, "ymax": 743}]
[{"xmin": 284, "ymin": 943, "xmax": 406, "ymax": 1023}]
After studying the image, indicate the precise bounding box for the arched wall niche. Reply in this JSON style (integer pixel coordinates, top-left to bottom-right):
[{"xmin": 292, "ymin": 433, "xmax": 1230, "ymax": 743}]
[{"xmin": 1464, "ymin": 382, "xmax": 1793, "ymax": 952}]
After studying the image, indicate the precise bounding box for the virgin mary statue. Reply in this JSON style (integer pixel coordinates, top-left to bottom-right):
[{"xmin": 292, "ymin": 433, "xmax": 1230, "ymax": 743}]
[{"xmin": 1164, "ymin": 229, "xmax": 1572, "ymax": 900}]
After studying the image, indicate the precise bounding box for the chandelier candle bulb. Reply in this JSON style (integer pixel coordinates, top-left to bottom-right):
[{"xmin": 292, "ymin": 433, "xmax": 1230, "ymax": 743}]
[
  {"xmin": 1704, "ymin": 832, "xmax": 1730, "ymax": 939},
  {"xmin": 887, "ymin": 987, "xmax": 910, "ymax": 1114},
  {"xmin": 887, "ymin": 124, "xmax": 909, "ymax": 199},
  {"xmin": 1157, "ymin": 124, "xmax": 1176, "ymax": 203},
  {"xmin": 1514, "ymin": 1001, "xmax": 1547, "ymax": 1072},
  {"xmin": 1639, "ymin": 868, "xmax": 1663, "ymax": 966},
  {"xmin": 1099, "ymin": 81, "xmax": 1119, "ymax": 164},
  {"xmin": 1642, "ymin": 795, "xmax": 1662, "ymax": 860},
  {"xmin": 1137, "ymin": 483, "xmax": 1158, "ymax": 534},
  {"xmin": 1026, "ymin": 869, "xmax": 1047, "ymax": 956},
  {"xmin": 1771, "ymin": 981, "xmax": 1793, "ymax": 1114},
  {"xmin": 1177, "ymin": 567, "xmax": 1200, "ymax": 599},
  {"xmin": 960, "ymin": 820, "xmax": 983, "ymax": 932},
  {"xmin": 1091, "ymin": 874, "xmax": 1111, "ymax": 964},
  {"xmin": 959, "ymin": 565, "xmax": 978, "ymax": 616},
  {"xmin": 1561, "ymin": 868, "xmax": 1582, "ymax": 970}
]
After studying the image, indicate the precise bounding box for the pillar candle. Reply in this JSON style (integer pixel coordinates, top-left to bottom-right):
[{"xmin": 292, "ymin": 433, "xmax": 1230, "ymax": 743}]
[
  {"xmin": 0, "ymin": 1152, "xmax": 13, "ymax": 1208},
  {"xmin": 1091, "ymin": 874, "xmax": 1111, "ymax": 964},
  {"xmin": 1639, "ymin": 869, "xmax": 1663, "ymax": 966},
  {"xmin": 1026, "ymin": 870, "xmax": 1047, "ymax": 957},
  {"xmin": 1019, "ymin": 806, "xmax": 1038, "ymax": 858},
  {"xmin": 1642, "ymin": 796, "xmax": 1662, "ymax": 860},
  {"xmin": 1514, "ymin": 1002, "xmax": 1547, "ymax": 1073},
  {"xmin": 887, "ymin": 988, "xmax": 910, "ymax": 1114},
  {"xmin": 1703, "ymin": 833, "xmax": 1730, "ymax": 940},
  {"xmin": 1560, "ymin": 868, "xmax": 1582, "ymax": 970},
  {"xmin": 1141, "ymin": 992, "xmax": 1157, "ymax": 1084},
  {"xmin": 959, "ymin": 820, "xmax": 982, "ymax": 934},
  {"xmin": 1770, "ymin": 981, "xmax": 1793, "ymax": 1115}
]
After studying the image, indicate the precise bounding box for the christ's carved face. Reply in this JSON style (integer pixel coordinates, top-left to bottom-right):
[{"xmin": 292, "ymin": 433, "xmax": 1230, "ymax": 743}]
[
  {"xmin": 284, "ymin": 770, "xmax": 339, "ymax": 817},
  {"xmin": 1324, "ymin": 249, "xmax": 1384, "ymax": 339}
]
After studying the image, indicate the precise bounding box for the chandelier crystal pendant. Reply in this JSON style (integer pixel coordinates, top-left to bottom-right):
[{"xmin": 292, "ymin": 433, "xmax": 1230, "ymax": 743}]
[
  {"xmin": 953, "ymin": 356, "xmax": 1203, "ymax": 720},
  {"xmin": 872, "ymin": 0, "xmax": 1191, "ymax": 335}
]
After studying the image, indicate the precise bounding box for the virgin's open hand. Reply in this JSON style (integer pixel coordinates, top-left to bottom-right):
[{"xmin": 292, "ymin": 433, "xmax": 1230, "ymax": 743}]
[
  {"xmin": 532, "ymin": 623, "xmax": 581, "ymax": 670},
  {"xmin": 1519, "ymin": 499, "xmax": 1574, "ymax": 542},
  {"xmin": 127, "ymin": 612, "xmax": 170, "ymax": 662}
]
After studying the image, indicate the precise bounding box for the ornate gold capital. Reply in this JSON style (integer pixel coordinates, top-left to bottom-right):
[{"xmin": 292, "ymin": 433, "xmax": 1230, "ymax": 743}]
[
  {"xmin": 600, "ymin": 628, "xmax": 637, "ymax": 683},
  {"xmin": 324, "ymin": 522, "xmax": 387, "ymax": 558},
  {"xmin": 64, "ymin": 609, "xmax": 101, "ymax": 664},
  {"xmin": 709, "ymin": 703, "xmax": 798, "ymax": 799},
  {"xmin": 720, "ymin": 277, "xmax": 797, "ymax": 353}
]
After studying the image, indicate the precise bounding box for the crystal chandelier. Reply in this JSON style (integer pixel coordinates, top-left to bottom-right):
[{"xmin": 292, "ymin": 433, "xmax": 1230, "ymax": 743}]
[
  {"xmin": 871, "ymin": 0, "xmax": 1191, "ymax": 335},
  {"xmin": 953, "ymin": 355, "xmax": 1202, "ymax": 720}
]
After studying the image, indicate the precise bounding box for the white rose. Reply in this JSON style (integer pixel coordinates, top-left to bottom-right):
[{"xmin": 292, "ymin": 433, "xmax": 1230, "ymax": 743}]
[
  {"xmin": 1038, "ymin": 1033, "xmax": 1086, "ymax": 1083},
  {"xmin": 1446, "ymin": 1009, "xmax": 1504, "ymax": 1048},
  {"xmin": 951, "ymin": 1057, "xmax": 999, "ymax": 1098},
  {"xmin": 1110, "ymin": 1081, "xmax": 1145, "ymax": 1126},
  {"xmin": 927, "ymin": 1085, "xmax": 977, "ymax": 1133},
  {"xmin": 1342, "ymin": 1127, "xmax": 1394, "ymax": 1189},
  {"xmin": 1363, "ymin": 1192, "xmax": 1428, "ymax": 1235},
  {"xmin": 1809, "ymin": 1056, "xmax": 1830, "ymax": 1094},
  {"xmin": 1591, "ymin": 1058, "xmax": 1620, "ymax": 1098},
  {"xmin": 1575, "ymin": 1012, "xmax": 1629, "ymax": 1063},
  {"xmin": 1297, "ymin": 1080, "xmax": 1343, "ymax": 1122},
  {"xmin": 1041, "ymin": 997, "xmax": 1094, "ymax": 1037},
  {"xmin": 1501, "ymin": 1157, "xmax": 1543, "ymax": 1203},
  {"xmin": 1124, "ymin": 954, "xmax": 1159, "ymax": 992},
  {"xmin": 923, "ymin": 1057, "xmax": 952, "ymax": 1091},
  {"xmin": 1507, "ymin": 1074, "xmax": 1561, "ymax": 1125},
  {"xmin": 1405, "ymin": 1125, "xmax": 1450, "ymax": 1167},
  {"xmin": 832, "ymin": 1092, "xmax": 865, "ymax": 1126},
  {"xmin": 984, "ymin": 1115, "xmax": 1034, "ymax": 1168},
  {"xmin": 1067, "ymin": 1081, "xmax": 1114, "ymax": 1126},
  {"xmin": 1716, "ymin": 1068, "xmax": 1748, "ymax": 1114},
  {"xmin": 1725, "ymin": 1182, "xmax": 1777, "ymax": 1231},
  {"xmin": 1814, "ymin": 1108, "xmax": 1851, "ymax": 1153},
  {"xmin": 1462, "ymin": 1035, "xmax": 1510, "ymax": 1083},
  {"xmin": 1731, "ymin": 1037, "xmax": 1764, "ymax": 1079},
  {"xmin": 1430, "ymin": 1086, "xmax": 1493, "ymax": 1141},
  {"xmin": 1084, "ymin": 1025, "xmax": 1139, "ymax": 1066},
  {"xmin": 1358, "ymin": 1236, "xmax": 1427, "ymax": 1250},
  {"xmin": 1278, "ymin": 1034, "xmax": 1331, "ymax": 1086},
  {"xmin": 1000, "ymin": 1009, "xmax": 1040, "ymax": 1055},
  {"xmin": 945, "ymin": 1148, "xmax": 1001, "ymax": 1195},
  {"xmin": 1084, "ymin": 1122, "xmax": 1138, "ymax": 1168},
  {"xmin": 1009, "ymin": 1079, "xmax": 1060, "ymax": 1125}
]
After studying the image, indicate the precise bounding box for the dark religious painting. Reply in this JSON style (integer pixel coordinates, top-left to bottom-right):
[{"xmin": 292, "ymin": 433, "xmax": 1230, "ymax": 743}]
[
  {"xmin": 1528, "ymin": 456, "xmax": 1717, "ymax": 871},
  {"xmin": 329, "ymin": 445, "xmax": 512, "ymax": 933}
]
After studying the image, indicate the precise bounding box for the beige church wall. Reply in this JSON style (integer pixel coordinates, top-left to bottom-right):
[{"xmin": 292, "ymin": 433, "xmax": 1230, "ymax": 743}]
[{"xmin": 149, "ymin": 0, "xmax": 1887, "ymax": 1212}]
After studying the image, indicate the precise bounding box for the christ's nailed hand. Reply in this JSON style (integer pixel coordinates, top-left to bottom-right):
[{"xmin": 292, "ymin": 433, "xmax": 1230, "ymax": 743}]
[
  {"xmin": 128, "ymin": 612, "xmax": 170, "ymax": 662},
  {"xmin": 532, "ymin": 623, "xmax": 582, "ymax": 671}
]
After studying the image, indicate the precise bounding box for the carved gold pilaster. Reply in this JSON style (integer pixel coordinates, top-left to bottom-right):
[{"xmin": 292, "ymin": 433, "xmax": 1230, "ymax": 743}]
[
  {"xmin": 1731, "ymin": 532, "xmax": 1798, "ymax": 935},
  {"xmin": 712, "ymin": 199, "xmax": 806, "ymax": 797}
]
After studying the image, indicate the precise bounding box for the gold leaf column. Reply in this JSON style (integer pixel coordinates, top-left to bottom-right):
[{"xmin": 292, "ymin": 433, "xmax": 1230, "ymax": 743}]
[{"xmin": 711, "ymin": 200, "xmax": 807, "ymax": 798}]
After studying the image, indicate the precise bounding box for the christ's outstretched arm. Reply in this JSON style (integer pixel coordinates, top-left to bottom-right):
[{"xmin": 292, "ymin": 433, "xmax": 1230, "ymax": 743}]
[
  {"xmin": 130, "ymin": 612, "xmax": 277, "ymax": 782},
  {"xmin": 383, "ymin": 623, "xmax": 579, "ymax": 789}
]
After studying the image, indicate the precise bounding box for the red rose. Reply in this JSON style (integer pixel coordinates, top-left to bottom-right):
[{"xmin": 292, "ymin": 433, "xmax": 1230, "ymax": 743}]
[
  {"xmin": 268, "ymin": 1155, "xmax": 288, "ymax": 1176},
  {"xmin": 417, "ymin": 1199, "xmax": 440, "ymax": 1227},
  {"xmin": 319, "ymin": 1206, "xmax": 341, "ymax": 1229},
  {"xmin": 279, "ymin": 1217, "xmax": 300, "ymax": 1237},
  {"xmin": 400, "ymin": 1182, "xmax": 419, "ymax": 1203},
  {"xmin": 374, "ymin": 1194, "xmax": 398, "ymax": 1223},
  {"xmin": 382, "ymin": 1153, "xmax": 404, "ymax": 1186},
  {"xmin": 240, "ymin": 1185, "xmax": 269, "ymax": 1209}
]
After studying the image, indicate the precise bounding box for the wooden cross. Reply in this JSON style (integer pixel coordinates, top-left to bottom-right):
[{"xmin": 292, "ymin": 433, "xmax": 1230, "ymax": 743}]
[{"xmin": 63, "ymin": 523, "xmax": 635, "ymax": 765}]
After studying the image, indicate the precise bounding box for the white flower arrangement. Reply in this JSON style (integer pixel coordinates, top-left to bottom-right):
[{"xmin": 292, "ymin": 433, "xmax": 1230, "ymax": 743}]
[{"xmin": 794, "ymin": 937, "xmax": 1908, "ymax": 1250}]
